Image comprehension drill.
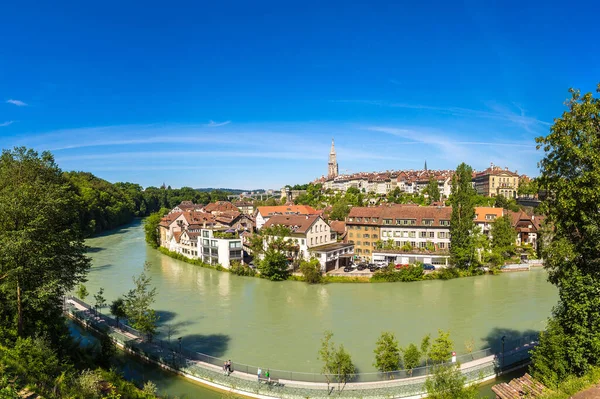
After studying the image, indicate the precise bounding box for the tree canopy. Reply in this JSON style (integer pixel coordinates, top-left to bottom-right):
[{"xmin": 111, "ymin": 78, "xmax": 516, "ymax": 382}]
[{"xmin": 449, "ymin": 163, "xmax": 477, "ymax": 269}]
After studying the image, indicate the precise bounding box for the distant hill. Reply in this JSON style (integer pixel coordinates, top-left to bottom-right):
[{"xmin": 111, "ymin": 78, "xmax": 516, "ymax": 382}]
[{"xmin": 195, "ymin": 188, "xmax": 267, "ymax": 195}]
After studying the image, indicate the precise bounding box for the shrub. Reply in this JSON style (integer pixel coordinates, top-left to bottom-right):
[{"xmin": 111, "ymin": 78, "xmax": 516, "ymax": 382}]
[
  {"xmin": 371, "ymin": 265, "xmax": 423, "ymax": 282},
  {"xmin": 299, "ymin": 258, "xmax": 323, "ymax": 284},
  {"xmin": 229, "ymin": 261, "xmax": 256, "ymax": 277}
]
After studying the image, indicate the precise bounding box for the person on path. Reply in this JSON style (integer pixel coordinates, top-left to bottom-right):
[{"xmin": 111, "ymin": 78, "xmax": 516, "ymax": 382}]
[
  {"xmin": 266, "ymin": 369, "xmax": 270, "ymax": 383},
  {"xmin": 257, "ymin": 367, "xmax": 262, "ymax": 382},
  {"xmin": 223, "ymin": 361, "xmax": 228, "ymax": 375},
  {"xmin": 227, "ymin": 360, "xmax": 232, "ymax": 373}
]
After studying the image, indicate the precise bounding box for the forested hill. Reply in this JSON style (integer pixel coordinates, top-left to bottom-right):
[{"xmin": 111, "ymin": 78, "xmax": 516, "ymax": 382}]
[{"xmin": 64, "ymin": 171, "xmax": 232, "ymax": 236}]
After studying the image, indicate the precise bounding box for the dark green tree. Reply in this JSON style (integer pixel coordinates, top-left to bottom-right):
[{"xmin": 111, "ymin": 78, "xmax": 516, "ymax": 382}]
[
  {"xmin": 428, "ymin": 330, "xmax": 453, "ymax": 364},
  {"xmin": 144, "ymin": 208, "xmax": 170, "ymax": 248},
  {"xmin": 318, "ymin": 331, "xmax": 356, "ymax": 393},
  {"xmin": 402, "ymin": 343, "xmax": 421, "ymax": 376},
  {"xmin": 329, "ymin": 199, "xmax": 350, "ymax": 221},
  {"xmin": 93, "ymin": 287, "xmax": 106, "ymax": 315},
  {"xmin": 490, "ymin": 215, "xmax": 515, "ymax": 255},
  {"xmin": 258, "ymin": 249, "xmax": 289, "ymax": 281},
  {"xmin": 373, "ymin": 332, "xmax": 401, "ymax": 373},
  {"xmin": 0, "ymin": 148, "xmax": 90, "ymax": 340},
  {"xmin": 530, "ymin": 84, "xmax": 600, "ymax": 386},
  {"xmin": 424, "ymin": 364, "xmax": 478, "ymax": 399},
  {"xmin": 425, "ymin": 176, "xmax": 441, "ymax": 203},
  {"xmin": 109, "ymin": 297, "xmax": 127, "ymax": 328},
  {"xmin": 449, "ymin": 163, "xmax": 477, "ymax": 269},
  {"xmin": 76, "ymin": 284, "xmax": 89, "ymax": 302}
]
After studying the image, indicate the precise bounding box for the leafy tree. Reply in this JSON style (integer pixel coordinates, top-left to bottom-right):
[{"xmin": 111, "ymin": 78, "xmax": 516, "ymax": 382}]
[
  {"xmin": 76, "ymin": 284, "xmax": 89, "ymax": 302},
  {"xmin": 318, "ymin": 331, "xmax": 356, "ymax": 392},
  {"xmin": 332, "ymin": 344, "xmax": 356, "ymax": 392},
  {"xmin": 494, "ymin": 195, "xmax": 520, "ymax": 212},
  {"xmin": 93, "ymin": 287, "xmax": 106, "ymax": 315},
  {"xmin": 424, "ymin": 364, "xmax": 478, "ymax": 399},
  {"xmin": 421, "ymin": 334, "xmax": 431, "ymax": 367},
  {"xmin": 318, "ymin": 330, "xmax": 336, "ymax": 391},
  {"xmin": 2, "ymin": 337, "xmax": 62, "ymax": 392},
  {"xmin": 490, "ymin": 215, "xmax": 515, "ymax": 255},
  {"xmin": 329, "ymin": 199, "xmax": 350, "ymax": 221},
  {"xmin": 373, "ymin": 332, "xmax": 401, "ymax": 373},
  {"xmin": 299, "ymin": 258, "xmax": 323, "ymax": 284},
  {"xmin": 124, "ymin": 265, "xmax": 159, "ymax": 340},
  {"xmin": 402, "ymin": 343, "xmax": 421, "ymax": 376},
  {"xmin": 530, "ymin": 84, "xmax": 600, "ymax": 384},
  {"xmin": 0, "ymin": 147, "xmax": 90, "ymax": 339},
  {"xmin": 518, "ymin": 178, "xmax": 539, "ymax": 197},
  {"xmin": 449, "ymin": 163, "xmax": 477, "ymax": 269},
  {"xmin": 109, "ymin": 297, "xmax": 127, "ymax": 328},
  {"xmin": 144, "ymin": 208, "xmax": 169, "ymax": 248},
  {"xmin": 425, "ymin": 176, "xmax": 441, "ymax": 203},
  {"xmin": 464, "ymin": 338, "xmax": 475, "ymax": 360},
  {"xmin": 258, "ymin": 249, "xmax": 289, "ymax": 281},
  {"xmin": 429, "ymin": 330, "xmax": 453, "ymax": 364}
]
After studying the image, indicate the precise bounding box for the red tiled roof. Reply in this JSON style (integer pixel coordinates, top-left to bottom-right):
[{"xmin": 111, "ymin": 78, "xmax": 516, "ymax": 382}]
[
  {"xmin": 257, "ymin": 205, "xmax": 319, "ymax": 216},
  {"xmin": 204, "ymin": 201, "xmax": 238, "ymax": 213},
  {"xmin": 348, "ymin": 205, "xmax": 451, "ymax": 226},
  {"xmin": 474, "ymin": 207, "xmax": 504, "ymax": 223},
  {"xmin": 329, "ymin": 221, "xmax": 346, "ymax": 235},
  {"xmin": 262, "ymin": 214, "xmax": 321, "ymax": 234}
]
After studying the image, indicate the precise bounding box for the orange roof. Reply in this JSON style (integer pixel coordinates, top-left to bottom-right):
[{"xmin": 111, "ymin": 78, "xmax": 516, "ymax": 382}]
[
  {"xmin": 262, "ymin": 214, "xmax": 321, "ymax": 234},
  {"xmin": 204, "ymin": 201, "xmax": 238, "ymax": 213},
  {"xmin": 329, "ymin": 221, "xmax": 346, "ymax": 235},
  {"xmin": 474, "ymin": 207, "xmax": 504, "ymax": 223},
  {"xmin": 257, "ymin": 205, "xmax": 319, "ymax": 217}
]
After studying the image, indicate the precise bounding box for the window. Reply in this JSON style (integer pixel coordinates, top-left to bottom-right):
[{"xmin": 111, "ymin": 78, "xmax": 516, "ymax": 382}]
[
  {"xmin": 203, "ymin": 239, "xmax": 209, "ymax": 246},
  {"xmin": 229, "ymin": 241, "xmax": 241, "ymax": 249},
  {"xmin": 363, "ymin": 234, "xmax": 370, "ymax": 238},
  {"xmin": 349, "ymin": 240, "xmax": 354, "ymax": 244},
  {"xmin": 485, "ymin": 214, "xmax": 496, "ymax": 220},
  {"xmin": 311, "ymin": 238, "xmax": 314, "ymax": 245},
  {"xmin": 365, "ymin": 249, "xmax": 370, "ymax": 254},
  {"xmin": 320, "ymin": 236, "xmax": 323, "ymax": 243},
  {"xmin": 429, "ymin": 232, "xmax": 435, "ymax": 238},
  {"xmin": 419, "ymin": 242, "xmax": 426, "ymax": 248},
  {"xmin": 420, "ymin": 231, "xmax": 427, "ymax": 238},
  {"xmin": 384, "ymin": 219, "xmax": 393, "ymax": 225},
  {"xmin": 438, "ymin": 232, "xmax": 446, "ymax": 239},
  {"xmin": 302, "ymin": 239, "xmax": 305, "ymax": 245},
  {"xmin": 439, "ymin": 242, "xmax": 445, "ymax": 249},
  {"xmin": 364, "ymin": 226, "xmax": 369, "ymax": 231},
  {"xmin": 440, "ymin": 220, "xmax": 450, "ymax": 226},
  {"xmin": 349, "ymin": 233, "xmax": 354, "ymax": 238},
  {"xmin": 357, "ymin": 233, "xmax": 361, "ymax": 238},
  {"xmin": 348, "ymin": 217, "xmax": 354, "ymax": 222},
  {"xmin": 230, "ymin": 250, "xmax": 242, "ymax": 258},
  {"xmin": 396, "ymin": 219, "xmax": 402, "ymax": 225},
  {"xmin": 356, "ymin": 217, "xmax": 362, "ymax": 222},
  {"xmin": 356, "ymin": 241, "xmax": 361, "ymax": 245},
  {"xmin": 372, "ymin": 234, "xmax": 378, "ymax": 239},
  {"xmin": 422, "ymin": 219, "xmax": 434, "ymax": 226},
  {"xmin": 409, "ymin": 231, "xmax": 416, "ymax": 238},
  {"xmin": 202, "ymin": 231, "xmax": 209, "ymax": 238},
  {"xmin": 372, "ymin": 217, "xmax": 378, "ymax": 222}
]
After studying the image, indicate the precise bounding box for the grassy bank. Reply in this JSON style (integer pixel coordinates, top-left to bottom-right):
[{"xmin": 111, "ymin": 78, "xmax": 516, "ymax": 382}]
[{"xmin": 539, "ymin": 367, "xmax": 600, "ymax": 399}]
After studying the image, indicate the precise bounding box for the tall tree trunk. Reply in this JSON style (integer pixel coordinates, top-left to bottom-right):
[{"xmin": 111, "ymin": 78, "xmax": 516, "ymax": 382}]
[{"xmin": 17, "ymin": 276, "xmax": 23, "ymax": 336}]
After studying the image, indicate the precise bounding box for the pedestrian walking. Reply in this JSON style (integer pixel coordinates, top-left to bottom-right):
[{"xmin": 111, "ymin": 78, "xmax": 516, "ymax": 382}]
[
  {"xmin": 257, "ymin": 367, "xmax": 262, "ymax": 382},
  {"xmin": 223, "ymin": 361, "xmax": 228, "ymax": 375},
  {"xmin": 266, "ymin": 369, "xmax": 270, "ymax": 383}
]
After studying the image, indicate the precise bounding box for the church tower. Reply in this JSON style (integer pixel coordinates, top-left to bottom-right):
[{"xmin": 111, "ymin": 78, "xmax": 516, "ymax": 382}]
[{"xmin": 328, "ymin": 138, "xmax": 339, "ymax": 179}]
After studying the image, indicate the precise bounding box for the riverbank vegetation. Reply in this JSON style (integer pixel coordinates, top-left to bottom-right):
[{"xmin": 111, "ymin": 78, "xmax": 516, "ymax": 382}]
[{"xmin": 0, "ymin": 148, "xmax": 160, "ymax": 398}]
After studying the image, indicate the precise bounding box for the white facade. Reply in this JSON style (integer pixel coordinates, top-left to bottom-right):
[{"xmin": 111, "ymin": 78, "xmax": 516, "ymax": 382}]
[
  {"xmin": 198, "ymin": 229, "xmax": 243, "ymax": 268},
  {"xmin": 379, "ymin": 224, "xmax": 451, "ymax": 251}
]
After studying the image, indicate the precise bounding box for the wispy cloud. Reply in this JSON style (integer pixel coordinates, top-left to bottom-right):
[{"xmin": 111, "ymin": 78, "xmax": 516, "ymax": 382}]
[
  {"xmin": 206, "ymin": 120, "xmax": 231, "ymax": 127},
  {"xmin": 389, "ymin": 79, "xmax": 402, "ymax": 86},
  {"xmin": 0, "ymin": 121, "xmax": 14, "ymax": 127},
  {"xmin": 6, "ymin": 99, "xmax": 28, "ymax": 107},
  {"xmin": 335, "ymin": 100, "xmax": 551, "ymax": 131}
]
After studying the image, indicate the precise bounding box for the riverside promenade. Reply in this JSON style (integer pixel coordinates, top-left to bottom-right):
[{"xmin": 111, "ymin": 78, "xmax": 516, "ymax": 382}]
[{"xmin": 64, "ymin": 296, "xmax": 537, "ymax": 399}]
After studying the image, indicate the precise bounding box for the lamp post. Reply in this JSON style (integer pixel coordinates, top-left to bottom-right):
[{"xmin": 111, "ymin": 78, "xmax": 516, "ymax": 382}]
[
  {"xmin": 178, "ymin": 337, "xmax": 183, "ymax": 367},
  {"xmin": 501, "ymin": 336, "xmax": 506, "ymax": 369}
]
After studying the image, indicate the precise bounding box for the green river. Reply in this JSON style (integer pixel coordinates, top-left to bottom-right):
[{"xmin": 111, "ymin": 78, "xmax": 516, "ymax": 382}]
[{"xmin": 82, "ymin": 220, "xmax": 558, "ymax": 397}]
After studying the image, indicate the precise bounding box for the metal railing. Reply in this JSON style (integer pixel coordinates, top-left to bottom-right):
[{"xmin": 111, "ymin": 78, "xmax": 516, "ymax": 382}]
[{"xmin": 64, "ymin": 296, "xmax": 537, "ymax": 386}]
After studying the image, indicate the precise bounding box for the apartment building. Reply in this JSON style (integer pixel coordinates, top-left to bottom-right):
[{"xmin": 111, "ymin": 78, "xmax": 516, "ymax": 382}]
[
  {"xmin": 255, "ymin": 204, "xmax": 319, "ymax": 230},
  {"xmin": 198, "ymin": 229, "xmax": 243, "ymax": 268},
  {"xmin": 346, "ymin": 207, "xmax": 383, "ymax": 261},
  {"xmin": 473, "ymin": 164, "xmax": 520, "ymax": 198}
]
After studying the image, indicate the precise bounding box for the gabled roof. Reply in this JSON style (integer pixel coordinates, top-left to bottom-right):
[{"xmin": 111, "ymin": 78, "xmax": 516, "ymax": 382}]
[
  {"xmin": 329, "ymin": 221, "xmax": 346, "ymax": 235},
  {"xmin": 474, "ymin": 207, "xmax": 504, "ymax": 223},
  {"xmin": 262, "ymin": 214, "xmax": 322, "ymax": 234},
  {"xmin": 173, "ymin": 231, "xmax": 182, "ymax": 243},
  {"xmin": 257, "ymin": 205, "xmax": 319, "ymax": 217},
  {"xmin": 204, "ymin": 201, "xmax": 238, "ymax": 214}
]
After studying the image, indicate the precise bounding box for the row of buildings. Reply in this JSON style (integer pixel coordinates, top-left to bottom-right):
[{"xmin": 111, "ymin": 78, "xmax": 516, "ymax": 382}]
[
  {"xmin": 315, "ymin": 139, "xmax": 524, "ymax": 198},
  {"xmin": 157, "ymin": 199, "xmax": 543, "ymax": 272}
]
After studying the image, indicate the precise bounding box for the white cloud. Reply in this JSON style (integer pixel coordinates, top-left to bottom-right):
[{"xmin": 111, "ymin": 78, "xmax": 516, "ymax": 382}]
[
  {"xmin": 0, "ymin": 121, "xmax": 14, "ymax": 127},
  {"xmin": 206, "ymin": 120, "xmax": 231, "ymax": 127},
  {"xmin": 6, "ymin": 99, "xmax": 28, "ymax": 107}
]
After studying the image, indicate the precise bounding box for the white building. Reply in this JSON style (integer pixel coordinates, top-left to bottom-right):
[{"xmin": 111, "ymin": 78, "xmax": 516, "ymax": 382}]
[
  {"xmin": 198, "ymin": 229, "xmax": 243, "ymax": 268},
  {"xmin": 254, "ymin": 205, "xmax": 319, "ymax": 230}
]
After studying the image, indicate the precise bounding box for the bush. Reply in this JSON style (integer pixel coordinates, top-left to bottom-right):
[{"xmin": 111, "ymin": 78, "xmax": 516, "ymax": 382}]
[
  {"xmin": 371, "ymin": 265, "xmax": 424, "ymax": 282},
  {"xmin": 299, "ymin": 258, "xmax": 323, "ymax": 284},
  {"xmin": 229, "ymin": 261, "xmax": 256, "ymax": 277},
  {"xmin": 435, "ymin": 267, "xmax": 461, "ymax": 280}
]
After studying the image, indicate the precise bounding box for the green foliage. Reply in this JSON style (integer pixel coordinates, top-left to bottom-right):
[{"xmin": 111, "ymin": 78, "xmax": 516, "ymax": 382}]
[
  {"xmin": 537, "ymin": 367, "xmax": 600, "ymax": 399},
  {"xmin": 425, "ymin": 175, "xmax": 441, "ymax": 203},
  {"xmin": 212, "ymin": 231, "xmax": 238, "ymax": 239},
  {"xmin": 373, "ymin": 332, "xmax": 401, "ymax": 373},
  {"xmin": 318, "ymin": 331, "xmax": 356, "ymax": 392},
  {"xmin": 144, "ymin": 208, "xmax": 169, "ymax": 248},
  {"xmin": 229, "ymin": 261, "xmax": 256, "ymax": 277},
  {"xmin": 371, "ymin": 264, "xmax": 424, "ymax": 282},
  {"xmin": 76, "ymin": 284, "xmax": 89, "ymax": 302},
  {"xmin": 518, "ymin": 178, "xmax": 539, "ymax": 197},
  {"xmin": 93, "ymin": 287, "xmax": 106, "ymax": 314},
  {"xmin": 329, "ymin": 199, "xmax": 350, "ymax": 221},
  {"xmin": 530, "ymin": 84, "xmax": 600, "ymax": 382},
  {"xmin": 124, "ymin": 265, "xmax": 159, "ymax": 339},
  {"xmin": 420, "ymin": 334, "xmax": 431, "ymax": 366},
  {"xmin": 424, "ymin": 364, "xmax": 478, "ymax": 399},
  {"xmin": 490, "ymin": 215, "xmax": 516, "ymax": 255},
  {"xmin": 449, "ymin": 163, "xmax": 477, "ymax": 269},
  {"xmin": 0, "ymin": 147, "xmax": 91, "ymax": 339},
  {"xmin": 110, "ymin": 297, "xmax": 127, "ymax": 327},
  {"xmin": 402, "ymin": 343, "xmax": 421, "ymax": 375},
  {"xmin": 299, "ymin": 258, "xmax": 323, "ymax": 284},
  {"xmin": 435, "ymin": 267, "xmax": 461, "ymax": 280},
  {"xmin": 429, "ymin": 330, "xmax": 453, "ymax": 364},
  {"xmin": 258, "ymin": 249, "xmax": 289, "ymax": 281},
  {"xmin": 494, "ymin": 195, "xmax": 520, "ymax": 212}
]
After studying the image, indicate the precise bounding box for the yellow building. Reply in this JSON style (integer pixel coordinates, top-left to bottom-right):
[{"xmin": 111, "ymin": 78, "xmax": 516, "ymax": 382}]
[
  {"xmin": 472, "ymin": 164, "xmax": 520, "ymax": 198},
  {"xmin": 346, "ymin": 207, "xmax": 382, "ymax": 261}
]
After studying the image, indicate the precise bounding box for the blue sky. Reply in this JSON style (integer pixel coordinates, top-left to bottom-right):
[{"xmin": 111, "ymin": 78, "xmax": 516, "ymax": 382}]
[{"xmin": 1, "ymin": 0, "xmax": 598, "ymax": 189}]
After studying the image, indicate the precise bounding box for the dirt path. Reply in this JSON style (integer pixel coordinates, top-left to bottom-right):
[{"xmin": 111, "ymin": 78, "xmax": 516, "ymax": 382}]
[{"xmin": 570, "ymin": 384, "xmax": 600, "ymax": 399}]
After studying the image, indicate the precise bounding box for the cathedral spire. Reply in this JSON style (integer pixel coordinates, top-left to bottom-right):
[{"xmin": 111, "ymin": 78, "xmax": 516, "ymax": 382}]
[
  {"xmin": 328, "ymin": 138, "xmax": 339, "ymax": 179},
  {"xmin": 424, "ymin": 160, "xmax": 428, "ymax": 172}
]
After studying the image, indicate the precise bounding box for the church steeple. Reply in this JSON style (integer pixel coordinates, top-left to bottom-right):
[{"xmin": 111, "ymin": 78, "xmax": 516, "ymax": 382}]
[
  {"xmin": 328, "ymin": 138, "xmax": 339, "ymax": 179},
  {"xmin": 424, "ymin": 160, "xmax": 428, "ymax": 172}
]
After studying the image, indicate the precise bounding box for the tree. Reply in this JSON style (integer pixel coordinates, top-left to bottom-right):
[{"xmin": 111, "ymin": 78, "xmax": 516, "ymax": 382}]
[
  {"xmin": 299, "ymin": 258, "xmax": 323, "ymax": 284},
  {"xmin": 530, "ymin": 84, "xmax": 600, "ymax": 384},
  {"xmin": 93, "ymin": 288, "xmax": 106, "ymax": 315},
  {"xmin": 329, "ymin": 199, "xmax": 350, "ymax": 221},
  {"xmin": 449, "ymin": 163, "xmax": 477, "ymax": 269},
  {"xmin": 425, "ymin": 176, "xmax": 441, "ymax": 203},
  {"xmin": 424, "ymin": 364, "xmax": 478, "ymax": 399},
  {"xmin": 494, "ymin": 195, "xmax": 519, "ymax": 212},
  {"xmin": 421, "ymin": 334, "xmax": 431, "ymax": 367},
  {"xmin": 373, "ymin": 332, "xmax": 401, "ymax": 373},
  {"xmin": 318, "ymin": 331, "xmax": 356, "ymax": 392},
  {"xmin": 0, "ymin": 147, "xmax": 90, "ymax": 340},
  {"xmin": 490, "ymin": 215, "xmax": 515, "ymax": 255},
  {"xmin": 464, "ymin": 338, "xmax": 475, "ymax": 360},
  {"xmin": 144, "ymin": 208, "xmax": 169, "ymax": 248},
  {"xmin": 258, "ymin": 249, "xmax": 289, "ymax": 281},
  {"xmin": 402, "ymin": 343, "xmax": 421, "ymax": 376},
  {"xmin": 124, "ymin": 265, "xmax": 159, "ymax": 340},
  {"xmin": 76, "ymin": 284, "xmax": 89, "ymax": 302},
  {"xmin": 429, "ymin": 330, "xmax": 453, "ymax": 364},
  {"xmin": 109, "ymin": 297, "xmax": 127, "ymax": 328}
]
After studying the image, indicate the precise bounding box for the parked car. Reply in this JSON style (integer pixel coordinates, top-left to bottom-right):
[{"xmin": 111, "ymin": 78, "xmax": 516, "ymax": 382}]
[
  {"xmin": 368, "ymin": 263, "xmax": 378, "ymax": 272},
  {"xmin": 422, "ymin": 263, "xmax": 436, "ymax": 271},
  {"xmin": 356, "ymin": 263, "xmax": 367, "ymax": 271},
  {"xmin": 395, "ymin": 263, "xmax": 410, "ymax": 270},
  {"xmin": 343, "ymin": 266, "xmax": 354, "ymax": 273}
]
